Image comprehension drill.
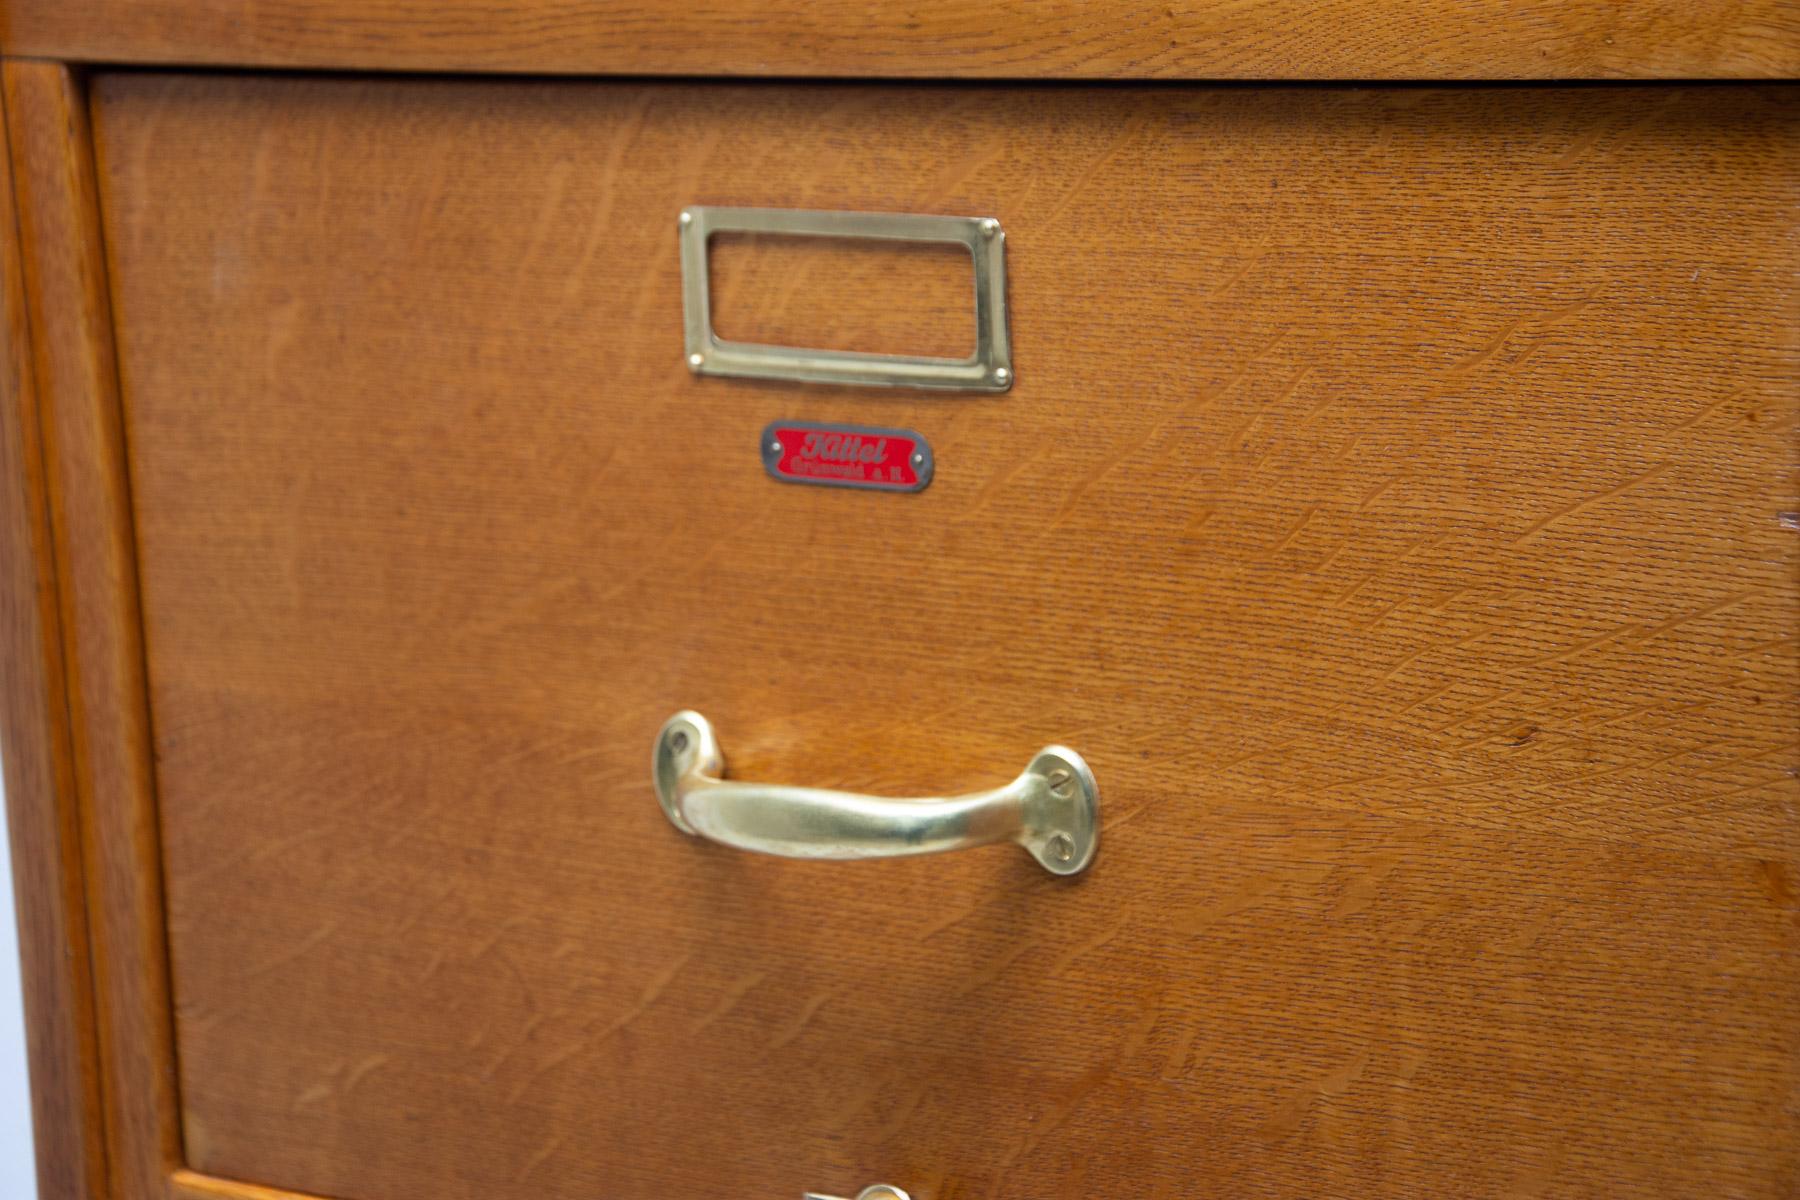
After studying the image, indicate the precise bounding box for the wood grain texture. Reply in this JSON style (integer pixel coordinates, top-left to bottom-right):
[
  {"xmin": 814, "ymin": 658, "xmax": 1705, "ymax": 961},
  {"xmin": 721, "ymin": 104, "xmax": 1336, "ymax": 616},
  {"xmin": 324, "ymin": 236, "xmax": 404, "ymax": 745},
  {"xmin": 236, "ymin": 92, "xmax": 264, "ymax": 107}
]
[
  {"xmin": 168, "ymin": 1168, "xmax": 318, "ymax": 1200},
  {"xmin": 4, "ymin": 61, "xmax": 178, "ymax": 1200},
  {"xmin": 89, "ymin": 76, "xmax": 1799, "ymax": 1200},
  {"xmin": 0, "ymin": 67, "xmax": 108, "ymax": 1200},
  {"xmin": 5, "ymin": 0, "xmax": 1800, "ymax": 80}
]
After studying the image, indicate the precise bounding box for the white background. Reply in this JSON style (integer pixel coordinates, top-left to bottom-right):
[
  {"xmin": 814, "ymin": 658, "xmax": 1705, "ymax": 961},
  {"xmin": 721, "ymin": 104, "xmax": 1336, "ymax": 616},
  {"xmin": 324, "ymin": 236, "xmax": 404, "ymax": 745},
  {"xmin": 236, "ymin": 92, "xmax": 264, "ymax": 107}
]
[{"xmin": 0, "ymin": 774, "xmax": 40, "ymax": 1198}]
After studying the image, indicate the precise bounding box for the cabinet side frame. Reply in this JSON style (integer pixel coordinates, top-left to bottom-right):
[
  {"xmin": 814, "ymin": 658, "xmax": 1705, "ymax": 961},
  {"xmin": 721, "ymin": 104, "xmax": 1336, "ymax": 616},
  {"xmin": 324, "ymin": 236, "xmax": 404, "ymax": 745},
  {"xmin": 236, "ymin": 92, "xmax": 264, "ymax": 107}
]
[
  {"xmin": 1, "ymin": 59, "xmax": 179, "ymax": 1200},
  {"xmin": 0, "ymin": 57, "xmax": 110, "ymax": 1200}
]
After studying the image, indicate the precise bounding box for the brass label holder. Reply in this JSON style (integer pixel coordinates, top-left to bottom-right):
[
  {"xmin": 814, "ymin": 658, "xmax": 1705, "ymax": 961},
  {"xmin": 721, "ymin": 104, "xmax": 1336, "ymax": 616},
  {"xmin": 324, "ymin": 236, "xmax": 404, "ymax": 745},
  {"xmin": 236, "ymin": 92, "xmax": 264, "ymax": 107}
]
[{"xmin": 678, "ymin": 206, "xmax": 1013, "ymax": 392}]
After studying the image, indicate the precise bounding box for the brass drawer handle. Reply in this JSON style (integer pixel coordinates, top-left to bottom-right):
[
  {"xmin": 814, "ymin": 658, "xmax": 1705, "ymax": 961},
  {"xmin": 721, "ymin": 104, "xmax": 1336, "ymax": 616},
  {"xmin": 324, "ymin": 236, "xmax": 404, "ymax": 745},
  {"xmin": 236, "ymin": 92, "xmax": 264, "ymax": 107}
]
[
  {"xmin": 677, "ymin": 206, "xmax": 1013, "ymax": 392},
  {"xmin": 806, "ymin": 1188, "xmax": 910, "ymax": 1200},
  {"xmin": 653, "ymin": 711, "xmax": 1097, "ymax": 876}
]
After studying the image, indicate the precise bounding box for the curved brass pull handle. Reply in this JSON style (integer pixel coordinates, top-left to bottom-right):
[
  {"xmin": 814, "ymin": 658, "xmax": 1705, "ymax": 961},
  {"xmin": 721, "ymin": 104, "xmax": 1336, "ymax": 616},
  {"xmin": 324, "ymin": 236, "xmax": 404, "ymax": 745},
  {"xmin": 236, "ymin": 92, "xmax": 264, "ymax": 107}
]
[{"xmin": 653, "ymin": 711, "xmax": 1098, "ymax": 876}]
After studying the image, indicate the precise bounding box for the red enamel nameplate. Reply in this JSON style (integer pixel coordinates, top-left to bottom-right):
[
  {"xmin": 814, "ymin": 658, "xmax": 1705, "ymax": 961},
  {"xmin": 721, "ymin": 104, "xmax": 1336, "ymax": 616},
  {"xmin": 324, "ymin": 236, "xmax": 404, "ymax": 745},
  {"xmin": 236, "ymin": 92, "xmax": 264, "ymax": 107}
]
[{"xmin": 761, "ymin": 421, "xmax": 934, "ymax": 493}]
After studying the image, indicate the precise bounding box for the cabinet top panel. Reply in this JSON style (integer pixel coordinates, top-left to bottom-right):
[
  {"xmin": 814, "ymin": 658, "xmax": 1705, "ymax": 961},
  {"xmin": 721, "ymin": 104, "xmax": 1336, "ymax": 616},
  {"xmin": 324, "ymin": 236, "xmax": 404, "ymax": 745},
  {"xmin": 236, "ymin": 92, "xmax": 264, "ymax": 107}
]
[{"xmin": 5, "ymin": 0, "xmax": 1798, "ymax": 80}]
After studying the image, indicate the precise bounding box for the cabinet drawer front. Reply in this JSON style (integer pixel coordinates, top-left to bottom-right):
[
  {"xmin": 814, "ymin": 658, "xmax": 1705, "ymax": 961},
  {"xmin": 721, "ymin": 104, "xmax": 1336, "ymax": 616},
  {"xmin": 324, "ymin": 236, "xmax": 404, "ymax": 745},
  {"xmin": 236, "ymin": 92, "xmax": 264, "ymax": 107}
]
[{"xmin": 91, "ymin": 75, "xmax": 1799, "ymax": 1200}]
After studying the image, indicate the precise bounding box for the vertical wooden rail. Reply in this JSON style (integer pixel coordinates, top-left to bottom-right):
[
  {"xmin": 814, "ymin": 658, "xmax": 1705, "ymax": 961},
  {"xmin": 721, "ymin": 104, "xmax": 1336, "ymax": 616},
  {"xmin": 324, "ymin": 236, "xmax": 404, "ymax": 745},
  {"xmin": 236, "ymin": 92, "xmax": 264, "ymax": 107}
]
[
  {"xmin": 2, "ymin": 61, "xmax": 178, "ymax": 1200},
  {"xmin": 0, "ymin": 65, "xmax": 109, "ymax": 1200}
]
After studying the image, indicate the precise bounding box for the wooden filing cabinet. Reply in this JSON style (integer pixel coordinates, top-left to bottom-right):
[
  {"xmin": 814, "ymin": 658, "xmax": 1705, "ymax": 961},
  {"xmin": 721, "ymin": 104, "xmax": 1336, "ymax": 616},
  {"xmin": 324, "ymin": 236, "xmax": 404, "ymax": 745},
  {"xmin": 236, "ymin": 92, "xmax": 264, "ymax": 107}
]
[{"xmin": 0, "ymin": 5, "xmax": 1796, "ymax": 1199}]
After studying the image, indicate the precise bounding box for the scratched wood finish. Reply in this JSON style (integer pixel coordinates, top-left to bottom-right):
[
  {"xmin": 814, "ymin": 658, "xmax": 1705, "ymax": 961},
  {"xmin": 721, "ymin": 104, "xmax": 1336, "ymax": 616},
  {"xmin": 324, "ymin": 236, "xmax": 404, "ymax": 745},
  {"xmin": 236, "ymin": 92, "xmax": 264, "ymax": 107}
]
[
  {"xmin": 5, "ymin": 61, "xmax": 180, "ymax": 1200},
  {"xmin": 89, "ymin": 76, "xmax": 1799, "ymax": 1199},
  {"xmin": 0, "ymin": 68, "xmax": 109, "ymax": 1200},
  {"xmin": 6, "ymin": 0, "xmax": 1800, "ymax": 79}
]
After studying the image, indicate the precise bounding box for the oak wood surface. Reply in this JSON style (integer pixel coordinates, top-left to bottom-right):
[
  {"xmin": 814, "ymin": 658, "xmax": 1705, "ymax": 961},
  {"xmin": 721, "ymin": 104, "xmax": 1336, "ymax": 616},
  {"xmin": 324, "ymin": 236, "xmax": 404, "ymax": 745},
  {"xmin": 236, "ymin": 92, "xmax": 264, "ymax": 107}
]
[
  {"xmin": 4, "ymin": 60, "xmax": 179, "ymax": 1200},
  {"xmin": 0, "ymin": 65, "xmax": 108, "ymax": 1200},
  {"xmin": 169, "ymin": 1168, "xmax": 318, "ymax": 1200},
  {"xmin": 5, "ymin": 0, "xmax": 1800, "ymax": 80},
  {"xmin": 88, "ymin": 75, "xmax": 1799, "ymax": 1199}
]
